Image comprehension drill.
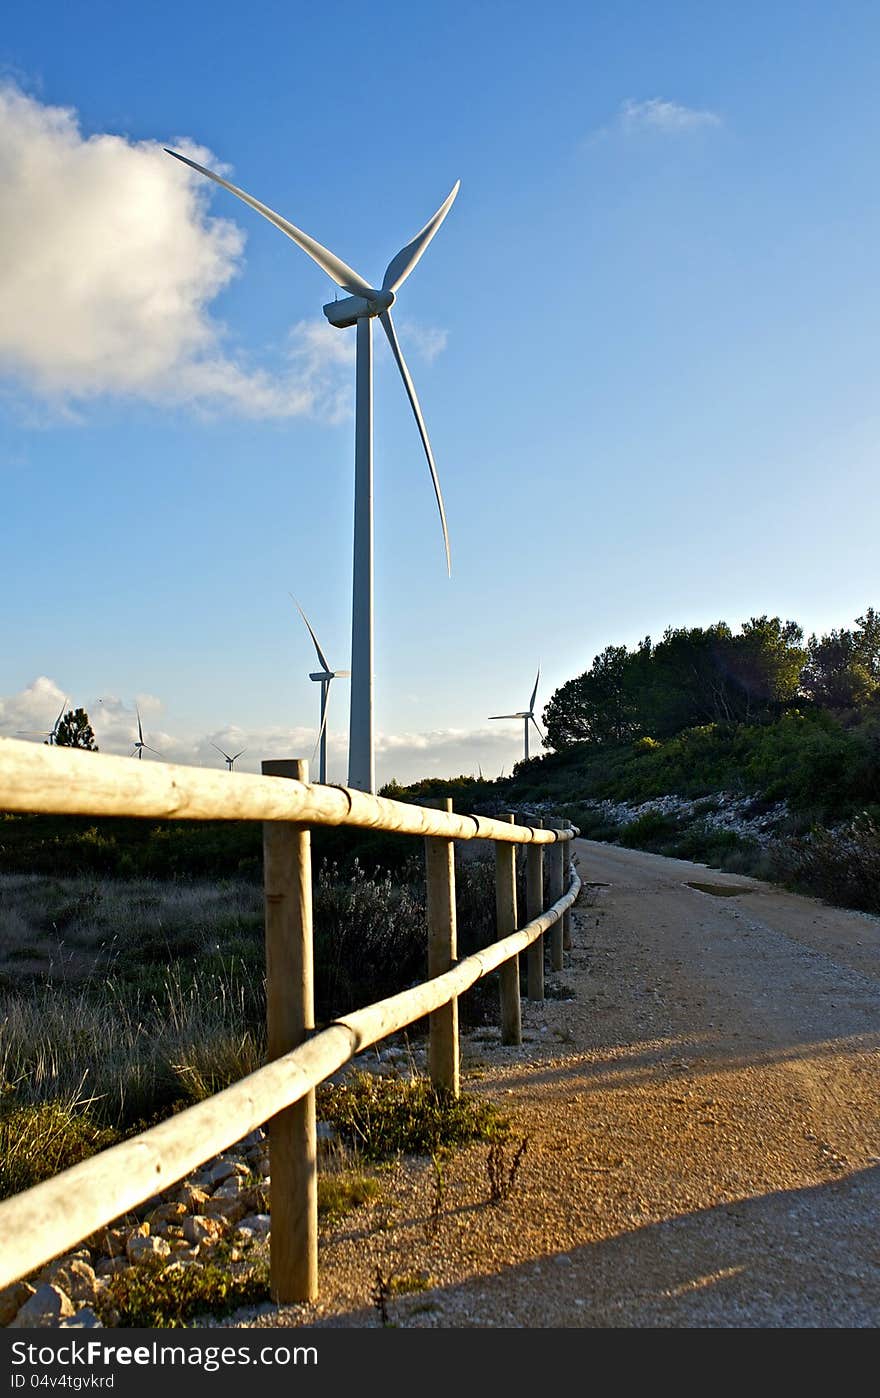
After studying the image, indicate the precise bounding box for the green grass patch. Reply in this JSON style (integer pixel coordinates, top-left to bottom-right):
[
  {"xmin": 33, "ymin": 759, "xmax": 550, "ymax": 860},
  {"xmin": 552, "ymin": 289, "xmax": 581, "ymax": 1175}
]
[
  {"xmin": 317, "ymin": 1071, "xmax": 507, "ymax": 1162},
  {"xmin": 0, "ymin": 1098, "xmax": 119, "ymax": 1200},
  {"xmin": 317, "ymin": 1170, "xmax": 382, "ymax": 1224}
]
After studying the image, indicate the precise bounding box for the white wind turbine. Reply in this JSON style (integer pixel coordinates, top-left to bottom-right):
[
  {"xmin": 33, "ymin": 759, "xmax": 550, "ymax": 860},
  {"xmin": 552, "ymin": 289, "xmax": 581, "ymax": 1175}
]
[
  {"xmin": 131, "ymin": 705, "xmax": 162, "ymax": 761},
  {"xmin": 212, "ymin": 742, "xmax": 246, "ymax": 771},
  {"xmin": 489, "ymin": 667, "xmax": 544, "ymax": 763},
  {"xmin": 166, "ymin": 148, "xmax": 458, "ymax": 794},
  {"xmin": 291, "ymin": 596, "xmax": 349, "ymax": 785},
  {"xmin": 17, "ymin": 698, "xmax": 67, "ymax": 745}
]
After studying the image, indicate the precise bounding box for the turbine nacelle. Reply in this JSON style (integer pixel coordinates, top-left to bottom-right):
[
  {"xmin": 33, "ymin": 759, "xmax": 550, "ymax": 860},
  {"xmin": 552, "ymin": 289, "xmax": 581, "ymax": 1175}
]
[
  {"xmin": 309, "ymin": 670, "xmax": 350, "ymax": 682},
  {"xmin": 323, "ymin": 290, "xmax": 395, "ymax": 329}
]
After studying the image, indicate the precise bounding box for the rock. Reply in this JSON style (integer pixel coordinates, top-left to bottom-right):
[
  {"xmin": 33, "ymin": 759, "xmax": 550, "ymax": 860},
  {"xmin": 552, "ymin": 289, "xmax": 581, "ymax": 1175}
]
[
  {"xmin": 147, "ymin": 1201, "xmax": 187, "ymax": 1228},
  {"xmin": 236, "ymin": 1214, "xmax": 271, "ymax": 1241},
  {"xmin": 37, "ymin": 1250, "xmax": 92, "ymax": 1286},
  {"xmin": 50, "ymin": 1260, "xmax": 98, "ymax": 1305},
  {"xmin": 176, "ymin": 1183, "xmax": 211, "ymax": 1213},
  {"xmin": 182, "ymin": 1215, "xmax": 226, "ymax": 1247},
  {"xmin": 0, "ymin": 1282, "xmax": 34, "ymax": 1326},
  {"xmin": 126, "ymin": 1234, "xmax": 171, "ymax": 1265},
  {"xmin": 201, "ymin": 1196, "xmax": 247, "ymax": 1226},
  {"xmin": 212, "ymin": 1174, "xmax": 246, "ymax": 1200},
  {"xmin": 168, "ymin": 1243, "xmax": 200, "ymax": 1261},
  {"xmin": 58, "ymin": 1308, "xmax": 103, "ymax": 1329},
  {"xmin": 89, "ymin": 1227, "xmax": 128, "ymax": 1258},
  {"xmin": 201, "ymin": 1158, "xmax": 247, "ymax": 1190},
  {"xmin": 9, "ymin": 1284, "xmax": 75, "ymax": 1327},
  {"xmin": 237, "ymin": 1129, "xmax": 265, "ymax": 1151},
  {"xmin": 95, "ymin": 1257, "xmax": 128, "ymax": 1278}
]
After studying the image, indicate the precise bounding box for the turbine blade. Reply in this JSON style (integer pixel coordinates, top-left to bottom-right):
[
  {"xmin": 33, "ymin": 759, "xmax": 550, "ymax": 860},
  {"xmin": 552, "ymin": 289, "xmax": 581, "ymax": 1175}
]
[
  {"xmin": 165, "ymin": 149, "xmax": 375, "ymax": 299},
  {"xmin": 529, "ymin": 666, "xmax": 541, "ymax": 715},
  {"xmin": 211, "ymin": 742, "xmax": 231, "ymax": 761},
  {"xmin": 136, "ymin": 706, "xmax": 144, "ymax": 744},
  {"xmin": 382, "ymin": 181, "xmax": 460, "ymax": 293},
  {"xmin": 530, "ymin": 714, "xmax": 544, "ymax": 739},
  {"xmin": 290, "ymin": 594, "xmax": 332, "ymax": 673},
  {"xmin": 488, "ymin": 714, "xmax": 521, "ymax": 720},
  {"xmin": 144, "ymin": 745, "xmax": 163, "ymax": 757},
  {"xmin": 379, "ymin": 309, "xmax": 451, "ymax": 576},
  {"xmin": 232, "ymin": 749, "xmax": 246, "ymax": 762}
]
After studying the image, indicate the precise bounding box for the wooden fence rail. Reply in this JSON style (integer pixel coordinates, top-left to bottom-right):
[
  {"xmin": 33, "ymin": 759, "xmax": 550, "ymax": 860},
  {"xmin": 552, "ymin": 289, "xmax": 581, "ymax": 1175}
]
[{"xmin": 0, "ymin": 737, "xmax": 580, "ymax": 1302}]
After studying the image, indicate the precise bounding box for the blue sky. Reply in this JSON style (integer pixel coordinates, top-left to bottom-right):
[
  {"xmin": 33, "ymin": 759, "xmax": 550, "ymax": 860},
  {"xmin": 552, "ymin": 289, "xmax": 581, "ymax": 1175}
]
[{"xmin": 2, "ymin": 1, "xmax": 879, "ymax": 783}]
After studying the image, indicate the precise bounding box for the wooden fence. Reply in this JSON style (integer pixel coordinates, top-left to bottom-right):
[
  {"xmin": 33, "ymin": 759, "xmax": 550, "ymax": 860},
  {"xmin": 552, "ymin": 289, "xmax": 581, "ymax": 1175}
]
[{"xmin": 0, "ymin": 737, "xmax": 580, "ymax": 1301}]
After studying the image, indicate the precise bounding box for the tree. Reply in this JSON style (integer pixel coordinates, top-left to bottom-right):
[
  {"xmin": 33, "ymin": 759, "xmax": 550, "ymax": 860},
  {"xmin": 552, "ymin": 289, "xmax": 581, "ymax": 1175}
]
[
  {"xmin": 725, "ymin": 616, "xmax": 806, "ymax": 719},
  {"xmin": 53, "ymin": 708, "xmax": 99, "ymax": 751},
  {"xmin": 543, "ymin": 644, "xmax": 647, "ymax": 750}
]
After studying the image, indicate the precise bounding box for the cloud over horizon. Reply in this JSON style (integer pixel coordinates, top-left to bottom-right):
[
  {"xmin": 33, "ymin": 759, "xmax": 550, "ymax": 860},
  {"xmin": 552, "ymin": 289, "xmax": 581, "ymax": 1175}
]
[{"xmin": 1, "ymin": 678, "xmax": 528, "ymax": 785}]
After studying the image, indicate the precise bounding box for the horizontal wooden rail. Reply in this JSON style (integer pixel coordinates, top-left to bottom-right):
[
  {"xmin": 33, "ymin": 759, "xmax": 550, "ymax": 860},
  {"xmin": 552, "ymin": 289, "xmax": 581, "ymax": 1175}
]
[
  {"xmin": 0, "ymin": 738, "xmax": 575, "ymax": 846},
  {"xmin": 0, "ymin": 869, "xmax": 581, "ymax": 1291}
]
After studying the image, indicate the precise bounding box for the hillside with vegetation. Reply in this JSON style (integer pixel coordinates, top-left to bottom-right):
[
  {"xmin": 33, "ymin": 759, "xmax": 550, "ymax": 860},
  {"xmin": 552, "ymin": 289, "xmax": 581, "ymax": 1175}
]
[{"xmin": 388, "ymin": 610, "xmax": 880, "ymax": 915}]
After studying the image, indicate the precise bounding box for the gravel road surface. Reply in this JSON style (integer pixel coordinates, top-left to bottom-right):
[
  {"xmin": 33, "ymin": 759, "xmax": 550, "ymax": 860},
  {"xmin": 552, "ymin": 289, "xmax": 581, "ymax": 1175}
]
[{"xmin": 226, "ymin": 839, "xmax": 880, "ymax": 1329}]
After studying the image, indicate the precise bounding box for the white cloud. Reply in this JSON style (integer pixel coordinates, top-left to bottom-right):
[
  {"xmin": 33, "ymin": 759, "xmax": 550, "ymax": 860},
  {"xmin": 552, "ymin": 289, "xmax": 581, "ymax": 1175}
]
[
  {"xmin": 0, "ymin": 84, "xmax": 357, "ymax": 419},
  {"xmin": 591, "ymin": 97, "xmax": 721, "ymax": 143},
  {"xmin": 2, "ymin": 679, "xmax": 530, "ymax": 785},
  {"xmin": 0, "ymin": 676, "xmax": 69, "ymax": 738},
  {"xmin": 395, "ymin": 321, "xmax": 448, "ymax": 365}
]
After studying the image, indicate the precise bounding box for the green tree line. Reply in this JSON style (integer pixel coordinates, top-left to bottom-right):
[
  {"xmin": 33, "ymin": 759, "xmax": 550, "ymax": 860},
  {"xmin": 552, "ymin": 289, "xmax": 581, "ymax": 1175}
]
[{"xmin": 543, "ymin": 609, "xmax": 880, "ymax": 751}]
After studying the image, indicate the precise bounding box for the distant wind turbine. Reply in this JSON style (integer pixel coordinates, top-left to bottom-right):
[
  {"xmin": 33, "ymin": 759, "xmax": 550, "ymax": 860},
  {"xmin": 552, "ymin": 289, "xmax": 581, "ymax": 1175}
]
[
  {"xmin": 212, "ymin": 742, "xmax": 246, "ymax": 771},
  {"xmin": 131, "ymin": 706, "xmax": 162, "ymax": 760},
  {"xmin": 291, "ymin": 596, "xmax": 349, "ymax": 785},
  {"xmin": 166, "ymin": 147, "xmax": 459, "ymax": 794},
  {"xmin": 489, "ymin": 667, "xmax": 543, "ymax": 763},
  {"xmin": 18, "ymin": 698, "xmax": 68, "ymax": 745}
]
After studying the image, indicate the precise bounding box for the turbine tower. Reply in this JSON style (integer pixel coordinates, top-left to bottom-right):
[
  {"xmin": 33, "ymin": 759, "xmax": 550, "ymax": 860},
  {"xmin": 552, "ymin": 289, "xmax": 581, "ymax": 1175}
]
[
  {"xmin": 212, "ymin": 742, "xmax": 246, "ymax": 770},
  {"xmin": 166, "ymin": 149, "xmax": 458, "ymax": 794},
  {"xmin": 291, "ymin": 596, "xmax": 349, "ymax": 786},
  {"xmin": 489, "ymin": 667, "xmax": 543, "ymax": 763},
  {"xmin": 17, "ymin": 698, "xmax": 67, "ymax": 745},
  {"xmin": 131, "ymin": 706, "xmax": 162, "ymax": 761}
]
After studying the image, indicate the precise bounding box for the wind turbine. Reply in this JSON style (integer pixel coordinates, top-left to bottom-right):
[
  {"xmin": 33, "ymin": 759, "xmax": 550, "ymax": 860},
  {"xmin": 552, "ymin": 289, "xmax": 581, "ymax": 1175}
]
[
  {"xmin": 131, "ymin": 706, "xmax": 162, "ymax": 761},
  {"xmin": 165, "ymin": 148, "xmax": 458, "ymax": 794},
  {"xmin": 17, "ymin": 698, "xmax": 67, "ymax": 745},
  {"xmin": 291, "ymin": 596, "xmax": 349, "ymax": 785},
  {"xmin": 489, "ymin": 667, "xmax": 543, "ymax": 763},
  {"xmin": 212, "ymin": 742, "xmax": 246, "ymax": 771}
]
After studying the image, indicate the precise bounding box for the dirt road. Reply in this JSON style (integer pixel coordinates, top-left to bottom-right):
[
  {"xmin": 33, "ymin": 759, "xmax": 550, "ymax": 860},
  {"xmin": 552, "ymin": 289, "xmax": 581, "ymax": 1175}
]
[{"xmin": 233, "ymin": 839, "xmax": 880, "ymax": 1329}]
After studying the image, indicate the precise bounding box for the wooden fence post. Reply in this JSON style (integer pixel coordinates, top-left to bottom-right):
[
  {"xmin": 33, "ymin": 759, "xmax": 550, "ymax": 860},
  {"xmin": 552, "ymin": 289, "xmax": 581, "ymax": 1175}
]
[
  {"xmin": 425, "ymin": 797, "xmax": 459, "ymax": 1096},
  {"xmin": 526, "ymin": 815, "xmax": 545, "ymax": 1000},
  {"xmin": 563, "ymin": 824, "xmax": 574, "ymax": 951},
  {"xmin": 547, "ymin": 817, "xmax": 564, "ymax": 971},
  {"xmin": 495, "ymin": 812, "xmax": 521, "ymax": 1045},
  {"xmin": 261, "ymin": 757, "xmax": 317, "ymax": 1303}
]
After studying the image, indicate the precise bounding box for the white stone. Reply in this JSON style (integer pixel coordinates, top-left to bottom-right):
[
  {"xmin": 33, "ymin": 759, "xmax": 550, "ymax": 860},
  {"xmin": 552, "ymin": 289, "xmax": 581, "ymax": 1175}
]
[{"xmin": 9, "ymin": 1284, "xmax": 75, "ymax": 1327}]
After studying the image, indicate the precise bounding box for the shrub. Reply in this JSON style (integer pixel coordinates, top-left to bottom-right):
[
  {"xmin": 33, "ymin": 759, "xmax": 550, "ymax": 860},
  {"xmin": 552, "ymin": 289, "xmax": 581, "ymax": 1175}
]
[
  {"xmin": 617, "ymin": 811, "xmax": 682, "ymax": 849},
  {"xmin": 771, "ymin": 813, "xmax": 880, "ymax": 913},
  {"xmin": 317, "ymin": 1071, "xmax": 507, "ymax": 1162}
]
